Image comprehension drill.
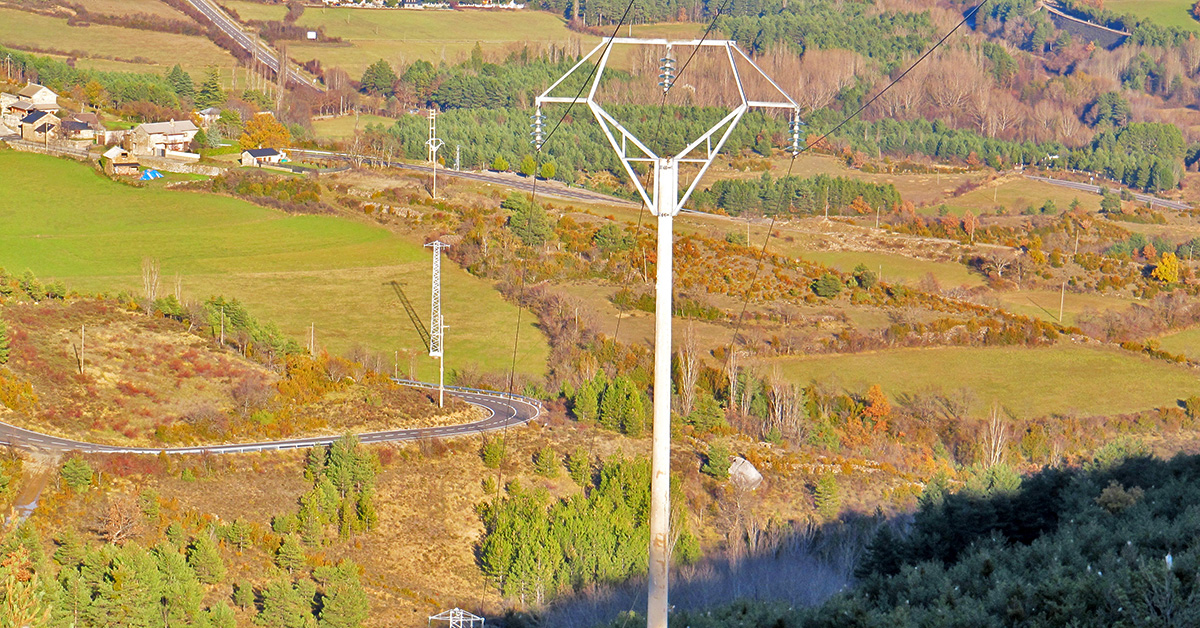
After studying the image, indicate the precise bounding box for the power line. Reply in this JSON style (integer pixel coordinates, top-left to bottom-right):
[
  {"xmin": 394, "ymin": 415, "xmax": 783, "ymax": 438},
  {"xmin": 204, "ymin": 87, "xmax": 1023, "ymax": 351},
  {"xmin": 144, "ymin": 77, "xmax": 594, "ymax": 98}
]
[{"xmin": 721, "ymin": 0, "xmax": 991, "ymax": 377}]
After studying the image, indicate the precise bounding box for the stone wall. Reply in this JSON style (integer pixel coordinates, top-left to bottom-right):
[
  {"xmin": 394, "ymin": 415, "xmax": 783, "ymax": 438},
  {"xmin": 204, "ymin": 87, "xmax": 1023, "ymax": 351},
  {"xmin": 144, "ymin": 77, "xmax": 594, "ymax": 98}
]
[{"xmin": 4, "ymin": 139, "xmax": 90, "ymax": 160}]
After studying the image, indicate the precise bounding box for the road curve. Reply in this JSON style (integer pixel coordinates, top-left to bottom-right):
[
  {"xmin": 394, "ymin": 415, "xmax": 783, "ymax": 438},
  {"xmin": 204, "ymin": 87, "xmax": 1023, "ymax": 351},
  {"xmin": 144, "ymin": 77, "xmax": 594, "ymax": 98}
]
[{"xmin": 0, "ymin": 386, "xmax": 540, "ymax": 455}]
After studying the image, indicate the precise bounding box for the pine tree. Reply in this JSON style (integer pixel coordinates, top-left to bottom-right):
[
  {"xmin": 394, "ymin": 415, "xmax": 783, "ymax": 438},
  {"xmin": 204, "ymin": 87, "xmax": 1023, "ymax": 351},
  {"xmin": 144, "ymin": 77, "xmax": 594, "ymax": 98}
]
[
  {"xmin": 276, "ymin": 535, "xmax": 307, "ymax": 573},
  {"xmin": 565, "ymin": 447, "xmax": 591, "ymax": 486},
  {"xmin": 533, "ymin": 446, "xmax": 560, "ymax": 478},
  {"xmin": 187, "ymin": 533, "xmax": 226, "ymax": 584},
  {"xmin": 686, "ymin": 390, "xmax": 726, "ymax": 434},
  {"xmin": 491, "ymin": 155, "xmax": 509, "ymax": 171},
  {"xmin": 359, "ymin": 59, "xmax": 397, "ymax": 96},
  {"xmin": 571, "ymin": 373, "xmax": 606, "ymax": 423},
  {"xmin": 356, "ymin": 488, "xmax": 378, "ymax": 531},
  {"xmin": 195, "ymin": 66, "xmax": 226, "ymax": 108},
  {"xmin": 225, "ymin": 518, "xmax": 252, "ymax": 551},
  {"xmin": 815, "ymin": 473, "xmax": 841, "ymax": 519},
  {"xmin": 233, "ymin": 580, "xmax": 255, "ymax": 609},
  {"xmin": 166, "ymin": 64, "xmax": 195, "ymax": 103},
  {"xmin": 0, "ymin": 317, "xmax": 9, "ymax": 365},
  {"xmin": 701, "ymin": 440, "xmax": 731, "ymax": 479},
  {"xmin": 255, "ymin": 577, "xmax": 309, "ymax": 628},
  {"xmin": 481, "ymin": 439, "xmax": 506, "ymax": 469},
  {"xmin": 60, "ymin": 457, "xmax": 93, "ymax": 492},
  {"xmin": 317, "ymin": 562, "xmax": 369, "ymax": 628},
  {"xmin": 503, "ymin": 193, "xmax": 551, "ymax": 246},
  {"xmin": 208, "ymin": 601, "xmax": 238, "ymax": 628},
  {"xmin": 519, "ymin": 154, "xmax": 537, "ymax": 177},
  {"xmin": 155, "ymin": 545, "xmax": 204, "ymax": 625}
]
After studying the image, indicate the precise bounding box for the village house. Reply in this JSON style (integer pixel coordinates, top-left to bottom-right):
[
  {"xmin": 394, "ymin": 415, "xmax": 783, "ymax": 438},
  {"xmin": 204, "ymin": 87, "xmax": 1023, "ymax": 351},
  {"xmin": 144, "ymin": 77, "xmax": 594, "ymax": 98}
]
[
  {"xmin": 240, "ymin": 147, "xmax": 284, "ymax": 167},
  {"xmin": 17, "ymin": 83, "xmax": 59, "ymax": 111},
  {"xmin": 2, "ymin": 100, "xmax": 37, "ymax": 127},
  {"xmin": 196, "ymin": 107, "xmax": 221, "ymax": 129},
  {"xmin": 101, "ymin": 145, "xmax": 140, "ymax": 176},
  {"xmin": 130, "ymin": 119, "xmax": 198, "ymax": 155},
  {"xmin": 19, "ymin": 111, "xmax": 59, "ymax": 142},
  {"xmin": 60, "ymin": 112, "xmax": 105, "ymax": 141}
]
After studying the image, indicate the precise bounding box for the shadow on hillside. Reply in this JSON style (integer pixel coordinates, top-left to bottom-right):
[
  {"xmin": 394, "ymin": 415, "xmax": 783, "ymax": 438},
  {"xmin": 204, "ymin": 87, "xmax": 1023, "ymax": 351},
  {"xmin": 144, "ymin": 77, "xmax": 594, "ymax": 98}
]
[{"xmin": 524, "ymin": 515, "xmax": 883, "ymax": 628}]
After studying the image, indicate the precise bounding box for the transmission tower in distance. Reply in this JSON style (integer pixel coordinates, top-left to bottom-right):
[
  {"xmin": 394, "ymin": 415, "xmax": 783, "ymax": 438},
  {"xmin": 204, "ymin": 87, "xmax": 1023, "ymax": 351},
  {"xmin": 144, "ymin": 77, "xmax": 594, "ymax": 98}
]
[
  {"xmin": 426, "ymin": 109, "xmax": 445, "ymax": 198},
  {"xmin": 426, "ymin": 240, "xmax": 450, "ymax": 407},
  {"xmin": 536, "ymin": 37, "xmax": 799, "ymax": 628}
]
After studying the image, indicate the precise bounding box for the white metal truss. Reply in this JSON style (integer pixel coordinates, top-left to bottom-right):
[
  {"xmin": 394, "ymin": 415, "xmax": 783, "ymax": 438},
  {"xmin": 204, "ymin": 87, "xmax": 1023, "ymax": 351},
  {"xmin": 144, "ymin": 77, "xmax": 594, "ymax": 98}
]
[
  {"xmin": 535, "ymin": 37, "xmax": 800, "ymax": 628},
  {"xmin": 426, "ymin": 109, "xmax": 445, "ymax": 198},
  {"xmin": 536, "ymin": 37, "xmax": 799, "ymax": 217},
  {"xmin": 426, "ymin": 240, "xmax": 450, "ymax": 407},
  {"xmin": 428, "ymin": 608, "xmax": 484, "ymax": 628}
]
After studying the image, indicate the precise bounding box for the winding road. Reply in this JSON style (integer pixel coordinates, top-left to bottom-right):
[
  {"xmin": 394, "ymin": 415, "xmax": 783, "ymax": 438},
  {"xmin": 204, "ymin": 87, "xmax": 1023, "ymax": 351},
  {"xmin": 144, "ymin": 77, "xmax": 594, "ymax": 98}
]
[{"xmin": 0, "ymin": 383, "xmax": 540, "ymax": 455}]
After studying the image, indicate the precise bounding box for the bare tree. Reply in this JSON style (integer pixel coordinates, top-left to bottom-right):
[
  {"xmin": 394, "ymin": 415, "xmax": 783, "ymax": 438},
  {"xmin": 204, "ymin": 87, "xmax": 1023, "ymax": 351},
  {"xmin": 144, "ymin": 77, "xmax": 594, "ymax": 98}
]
[
  {"xmin": 141, "ymin": 257, "xmax": 160, "ymax": 302},
  {"xmin": 102, "ymin": 495, "xmax": 143, "ymax": 544},
  {"xmin": 767, "ymin": 368, "xmax": 802, "ymax": 441},
  {"xmin": 982, "ymin": 404, "xmax": 1009, "ymax": 469},
  {"xmin": 677, "ymin": 325, "xmax": 699, "ymax": 417}
]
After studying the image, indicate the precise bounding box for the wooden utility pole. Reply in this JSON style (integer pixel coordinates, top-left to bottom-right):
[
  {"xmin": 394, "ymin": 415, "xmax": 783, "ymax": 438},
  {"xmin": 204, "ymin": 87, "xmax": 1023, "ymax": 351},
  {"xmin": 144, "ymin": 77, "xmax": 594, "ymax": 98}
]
[{"xmin": 1059, "ymin": 280, "xmax": 1066, "ymax": 322}]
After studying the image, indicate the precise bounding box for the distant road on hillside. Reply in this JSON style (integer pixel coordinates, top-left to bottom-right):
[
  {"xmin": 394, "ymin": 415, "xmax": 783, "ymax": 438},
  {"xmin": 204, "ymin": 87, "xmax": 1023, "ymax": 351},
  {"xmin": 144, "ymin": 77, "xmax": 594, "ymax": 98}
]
[
  {"xmin": 1024, "ymin": 175, "xmax": 1191, "ymax": 211},
  {"xmin": 289, "ymin": 148, "xmax": 642, "ymax": 207},
  {"xmin": 184, "ymin": 0, "xmax": 324, "ymax": 92},
  {"xmin": 0, "ymin": 383, "xmax": 539, "ymax": 455}
]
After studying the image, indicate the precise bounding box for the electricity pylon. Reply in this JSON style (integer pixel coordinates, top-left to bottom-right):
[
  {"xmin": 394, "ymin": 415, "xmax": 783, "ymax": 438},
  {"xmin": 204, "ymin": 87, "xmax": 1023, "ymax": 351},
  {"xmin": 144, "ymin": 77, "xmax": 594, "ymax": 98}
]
[
  {"xmin": 536, "ymin": 38, "xmax": 799, "ymax": 628},
  {"xmin": 426, "ymin": 240, "xmax": 450, "ymax": 407},
  {"xmin": 426, "ymin": 109, "xmax": 445, "ymax": 198}
]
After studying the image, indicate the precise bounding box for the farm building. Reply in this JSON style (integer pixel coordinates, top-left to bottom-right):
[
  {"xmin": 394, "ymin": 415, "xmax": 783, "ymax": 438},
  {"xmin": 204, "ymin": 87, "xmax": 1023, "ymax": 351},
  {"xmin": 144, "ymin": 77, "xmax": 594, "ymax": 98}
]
[
  {"xmin": 130, "ymin": 119, "xmax": 198, "ymax": 156},
  {"xmin": 17, "ymin": 83, "xmax": 59, "ymax": 110},
  {"xmin": 3, "ymin": 100, "xmax": 37, "ymax": 127},
  {"xmin": 61, "ymin": 113, "xmax": 104, "ymax": 141},
  {"xmin": 19, "ymin": 111, "xmax": 59, "ymax": 142},
  {"xmin": 196, "ymin": 107, "xmax": 221, "ymax": 129},
  {"xmin": 241, "ymin": 148, "xmax": 284, "ymax": 166},
  {"xmin": 102, "ymin": 146, "xmax": 139, "ymax": 176}
]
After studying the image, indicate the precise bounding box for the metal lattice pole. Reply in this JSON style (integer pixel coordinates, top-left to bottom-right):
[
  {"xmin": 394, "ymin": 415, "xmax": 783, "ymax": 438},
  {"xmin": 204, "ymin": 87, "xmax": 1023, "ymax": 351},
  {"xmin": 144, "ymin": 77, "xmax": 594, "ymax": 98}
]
[
  {"xmin": 537, "ymin": 38, "xmax": 799, "ymax": 628},
  {"xmin": 426, "ymin": 109, "xmax": 445, "ymax": 199},
  {"xmin": 426, "ymin": 240, "xmax": 450, "ymax": 407}
]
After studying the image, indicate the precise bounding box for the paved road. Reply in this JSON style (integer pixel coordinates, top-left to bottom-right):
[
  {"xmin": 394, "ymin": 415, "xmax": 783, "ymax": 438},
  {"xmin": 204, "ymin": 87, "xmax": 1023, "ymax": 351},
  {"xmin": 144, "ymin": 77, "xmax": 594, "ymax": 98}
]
[
  {"xmin": 185, "ymin": 0, "xmax": 324, "ymax": 92},
  {"xmin": 0, "ymin": 385, "xmax": 539, "ymax": 455},
  {"xmin": 290, "ymin": 148, "xmax": 641, "ymax": 207},
  {"xmin": 1025, "ymin": 175, "xmax": 1191, "ymax": 210}
]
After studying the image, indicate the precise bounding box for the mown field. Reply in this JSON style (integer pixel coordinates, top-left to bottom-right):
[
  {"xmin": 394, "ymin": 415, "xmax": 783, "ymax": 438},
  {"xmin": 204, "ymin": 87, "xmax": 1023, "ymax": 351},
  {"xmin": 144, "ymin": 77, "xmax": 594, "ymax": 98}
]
[
  {"xmin": 764, "ymin": 343, "xmax": 1200, "ymax": 418},
  {"xmin": 1157, "ymin": 325, "xmax": 1200, "ymax": 359},
  {"xmin": 0, "ymin": 7, "xmax": 234, "ymax": 76},
  {"xmin": 0, "ymin": 151, "xmax": 548, "ymax": 380},
  {"xmin": 943, "ymin": 175, "xmax": 1104, "ymax": 216},
  {"xmin": 311, "ymin": 113, "xmax": 400, "ymax": 140},
  {"xmin": 76, "ymin": 0, "xmax": 189, "ymax": 19},
  {"xmin": 1107, "ymin": 0, "xmax": 1200, "ymax": 31},
  {"xmin": 286, "ymin": 9, "xmax": 592, "ymax": 74}
]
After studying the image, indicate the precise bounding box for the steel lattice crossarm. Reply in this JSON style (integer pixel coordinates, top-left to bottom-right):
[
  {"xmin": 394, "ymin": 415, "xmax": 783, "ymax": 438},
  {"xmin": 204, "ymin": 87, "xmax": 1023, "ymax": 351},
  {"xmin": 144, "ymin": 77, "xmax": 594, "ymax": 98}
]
[{"xmin": 535, "ymin": 37, "xmax": 801, "ymax": 217}]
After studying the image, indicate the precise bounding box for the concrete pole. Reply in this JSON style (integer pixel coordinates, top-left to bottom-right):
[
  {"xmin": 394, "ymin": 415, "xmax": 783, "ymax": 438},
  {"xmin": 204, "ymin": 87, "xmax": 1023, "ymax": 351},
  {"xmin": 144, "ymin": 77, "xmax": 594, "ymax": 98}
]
[{"xmin": 647, "ymin": 156, "xmax": 677, "ymax": 628}]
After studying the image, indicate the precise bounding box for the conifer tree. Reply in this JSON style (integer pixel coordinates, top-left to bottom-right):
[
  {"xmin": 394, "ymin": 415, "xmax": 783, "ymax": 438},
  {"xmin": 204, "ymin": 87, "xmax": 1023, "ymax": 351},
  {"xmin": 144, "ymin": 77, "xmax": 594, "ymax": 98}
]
[
  {"xmin": 815, "ymin": 473, "xmax": 841, "ymax": 519},
  {"xmin": 533, "ymin": 446, "xmax": 560, "ymax": 478},
  {"xmin": 208, "ymin": 601, "xmax": 238, "ymax": 628},
  {"xmin": 701, "ymin": 440, "xmax": 731, "ymax": 479},
  {"xmin": 565, "ymin": 447, "xmax": 591, "ymax": 486},
  {"xmin": 571, "ymin": 373, "xmax": 606, "ymax": 423},
  {"xmin": 503, "ymin": 193, "xmax": 551, "ymax": 246},
  {"xmin": 0, "ymin": 317, "xmax": 9, "ymax": 365},
  {"xmin": 195, "ymin": 66, "xmax": 226, "ymax": 108},
  {"xmin": 166, "ymin": 64, "xmax": 195, "ymax": 103},
  {"xmin": 187, "ymin": 533, "xmax": 226, "ymax": 584},
  {"xmin": 255, "ymin": 577, "xmax": 309, "ymax": 628},
  {"xmin": 317, "ymin": 562, "xmax": 369, "ymax": 628},
  {"xmin": 519, "ymin": 154, "xmax": 537, "ymax": 177},
  {"xmin": 276, "ymin": 535, "xmax": 307, "ymax": 573},
  {"xmin": 233, "ymin": 580, "xmax": 256, "ymax": 609}
]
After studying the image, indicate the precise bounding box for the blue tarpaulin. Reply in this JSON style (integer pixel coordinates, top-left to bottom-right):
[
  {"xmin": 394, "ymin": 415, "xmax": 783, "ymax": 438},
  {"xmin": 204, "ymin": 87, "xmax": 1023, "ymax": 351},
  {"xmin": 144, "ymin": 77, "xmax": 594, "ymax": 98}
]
[{"xmin": 139, "ymin": 169, "xmax": 164, "ymax": 180}]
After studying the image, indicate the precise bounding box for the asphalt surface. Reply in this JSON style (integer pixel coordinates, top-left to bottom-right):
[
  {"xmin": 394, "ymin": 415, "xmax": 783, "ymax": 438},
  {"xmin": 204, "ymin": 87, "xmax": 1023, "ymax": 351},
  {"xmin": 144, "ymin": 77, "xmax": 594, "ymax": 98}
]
[
  {"xmin": 289, "ymin": 148, "xmax": 641, "ymax": 207},
  {"xmin": 185, "ymin": 0, "xmax": 324, "ymax": 92},
  {"xmin": 1025, "ymin": 175, "xmax": 1191, "ymax": 210},
  {"xmin": 0, "ymin": 387, "xmax": 539, "ymax": 455}
]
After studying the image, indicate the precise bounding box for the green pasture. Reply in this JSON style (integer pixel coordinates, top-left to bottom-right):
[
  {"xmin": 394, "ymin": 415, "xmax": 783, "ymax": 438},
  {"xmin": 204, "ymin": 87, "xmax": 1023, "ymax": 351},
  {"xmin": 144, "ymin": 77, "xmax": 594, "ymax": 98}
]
[
  {"xmin": 218, "ymin": 0, "xmax": 289, "ymax": 21},
  {"xmin": 944, "ymin": 177, "xmax": 1102, "ymax": 216},
  {"xmin": 1107, "ymin": 0, "xmax": 1199, "ymax": 31},
  {"xmin": 796, "ymin": 250, "xmax": 984, "ymax": 288},
  {"xmin": 0, "ymin": 8, "xmax": 234, "ymax": 77},
  {"xmin": 0, "ymin": 152, "xmax": 547, "ymax": 379},
  {"xmin": 76, "ymin": 0, "xmax": 188, "ymax": 19},
  {"xmin": 1157, "ymin": 326, "xmax": 1200, "ymax": 359},
  {"xmin": 763, "ymin": 343, "xmax": 1200, "ymax": 418},
  {"xmin": 311, "ymin": 114, "xmax": 399, "ymax": 140},
  {"xmin": 287, "ymin": 9, "xmax": 592, "ymax": 74},
  {"xmin": 994, "ymin": 289, "xmax": 1135, "ymax": 326}
]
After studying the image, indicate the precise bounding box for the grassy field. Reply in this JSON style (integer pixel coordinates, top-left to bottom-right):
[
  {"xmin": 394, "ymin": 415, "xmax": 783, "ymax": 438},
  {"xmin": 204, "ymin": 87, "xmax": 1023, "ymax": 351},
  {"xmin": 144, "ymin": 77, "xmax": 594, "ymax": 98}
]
[
  {"xmin": 286, "ymin": 9, "xmax": 592, "ymax": 73},
  {"xmin": 798, "ymin": 250, "xmax": 984, "ymax": 288},
  {"xmin": 311, "ymin": 114, "xmax": 399, "ymax": 139},
  {"xmin": 218, "ymin": 0, "xmax": 288, "ymax": 21},
  {"xmin": 764, "ymin": 343, "xmax": 1200, "ymax": 418},
  {"xmin": 76, "ymin": 0, "xmax": 189, "ymax": 19},
  {"xmin": 1107, "ymin": 0, "xmax": 1199, "ymax": 30},
  {"xmin": 0, "ymin": 7, "xmax": 234, "ymax": 76},
  {"xmin": 944, "ymin": 176, "xmax": 1103, "ymax": 216},
  {"xmin": 0, "ymin": 151, "xmax": 547, "ymax": 380},
  {"xmin": 741, "ymin": 153, "xmax": 984, "ymax": 206},
  {"xmin": 994, "ymin": 289, "xmax": 1135, "ymax": 325},
  {"xmin": 1157, "ymin": 326, "xmax": 1200, "ymax": 359}
]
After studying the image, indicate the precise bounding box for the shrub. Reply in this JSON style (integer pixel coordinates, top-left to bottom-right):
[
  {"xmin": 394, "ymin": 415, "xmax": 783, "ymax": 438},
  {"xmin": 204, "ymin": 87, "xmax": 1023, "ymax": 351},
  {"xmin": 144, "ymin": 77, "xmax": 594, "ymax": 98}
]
[
  {"xmin": 481, "ymin": 439, "xmax": 506, "ymax": 469},
  {"xmin": 812, "ymin": 273, "xmax": 843, "ymax": 298},
  {"xmin": 701, "ymin": 440, "xmax": 731, "ymax": 479}
]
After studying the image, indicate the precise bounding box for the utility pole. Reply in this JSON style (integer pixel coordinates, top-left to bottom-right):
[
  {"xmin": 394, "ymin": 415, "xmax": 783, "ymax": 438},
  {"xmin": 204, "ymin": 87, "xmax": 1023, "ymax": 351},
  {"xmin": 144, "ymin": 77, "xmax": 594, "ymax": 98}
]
[
  {"xmin": 426, "ymin": 240, "xmax": 451, "ymax": 407},
  {"xmin": 537, "ymin": 38, "xmax": 798, "ymax": 628},
  {"xmin": 426, "ymin": 109, "xmax": 445, "ymax": 198},
  {"xmin": 455, "ymin": 144, "xmax": 461, "ymax": 171}
]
